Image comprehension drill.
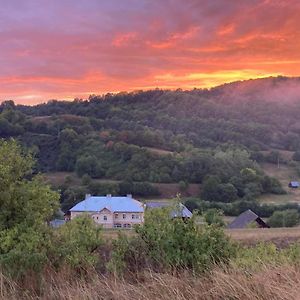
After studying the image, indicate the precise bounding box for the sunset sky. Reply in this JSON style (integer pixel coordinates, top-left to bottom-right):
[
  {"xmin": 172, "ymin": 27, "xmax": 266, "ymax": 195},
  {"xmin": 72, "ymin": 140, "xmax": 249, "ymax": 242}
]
[{"xmin": 1, "ymin": 0, "xmax": 300, "ymax": 104}]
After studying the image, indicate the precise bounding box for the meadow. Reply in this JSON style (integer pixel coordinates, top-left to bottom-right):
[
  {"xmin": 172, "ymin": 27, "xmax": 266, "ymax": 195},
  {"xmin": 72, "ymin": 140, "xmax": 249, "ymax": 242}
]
[{"xmin": 0, "ymin": 265, "xmax": 299, "ymax": 300}]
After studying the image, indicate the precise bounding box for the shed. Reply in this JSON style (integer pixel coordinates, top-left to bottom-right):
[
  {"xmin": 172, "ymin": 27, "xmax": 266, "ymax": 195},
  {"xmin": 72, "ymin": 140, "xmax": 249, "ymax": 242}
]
[
  {"xmin": 228, "ymin": 209, "xmax": 269, "ymax": 229},
  {"xmin": 289, "ymin": 181, "xmax": 300, "ymax": 188},
  {"xmin": 146, "ymin": 202, "xmax": 192, "ymax": 218}
]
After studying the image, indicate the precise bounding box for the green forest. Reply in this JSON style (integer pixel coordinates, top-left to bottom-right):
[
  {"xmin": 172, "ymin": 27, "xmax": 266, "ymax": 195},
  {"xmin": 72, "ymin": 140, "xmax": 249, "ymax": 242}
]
[{"xmin": 2, "ymin": 77, "xmax": 300, "ymax": 212}]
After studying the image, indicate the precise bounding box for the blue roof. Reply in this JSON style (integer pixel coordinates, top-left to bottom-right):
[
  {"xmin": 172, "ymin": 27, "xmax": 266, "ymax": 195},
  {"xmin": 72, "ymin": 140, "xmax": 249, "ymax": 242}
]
[
  {"xmin": 70, "ymin": 196, "xmax": 144, "ymax": 213},
  {"xmin": 146, "ymin": 202, "xmax": 192, "ymax": 218},
  {"xmin": 290, "ymin": 181, "xmax": 300, "ymax": 186}
]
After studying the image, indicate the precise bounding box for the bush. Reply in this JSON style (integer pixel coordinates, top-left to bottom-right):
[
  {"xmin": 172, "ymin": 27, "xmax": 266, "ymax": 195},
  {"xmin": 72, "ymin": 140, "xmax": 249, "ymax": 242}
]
[
  {"xmin": 0, "ymin": 140, "xmax": 60, "ymax": 277},
  {"xmin": 204, "ymin": 209, "xmax": 225, "ymax": 227},
  {"xmin": 109, "ymin": 207, "xmax": 235, "ymax": 274},
  {"xmin": 179, "ymin": 180, "xmax": 189, "ymax": 192},
  {"xmin": 81, "ymin": 174, "xmax": 92, "ymax": 186},
  {"xmin": 268, "ymin": 210, "xmax": 300, "ymax": 228},
  {"xmin": 52, "ymin": 215, "xmax": 103, "ymax": 270},
  {"xmin": 185, "ymin": 198, "xmax": 201, "ymax": 212}
]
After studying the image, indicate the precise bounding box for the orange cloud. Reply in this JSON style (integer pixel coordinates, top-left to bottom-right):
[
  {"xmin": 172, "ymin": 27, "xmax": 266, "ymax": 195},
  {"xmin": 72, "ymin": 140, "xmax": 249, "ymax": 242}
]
[{"xmin": 1, "ymin": 0, "xmax": 300, "ymax": 104}]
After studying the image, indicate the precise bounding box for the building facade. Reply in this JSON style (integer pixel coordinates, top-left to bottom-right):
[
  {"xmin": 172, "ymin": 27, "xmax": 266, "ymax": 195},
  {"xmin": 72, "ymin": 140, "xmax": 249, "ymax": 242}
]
[{"xmin": 69, "ymin": 194, "xmax": 144, "ymax": 229}]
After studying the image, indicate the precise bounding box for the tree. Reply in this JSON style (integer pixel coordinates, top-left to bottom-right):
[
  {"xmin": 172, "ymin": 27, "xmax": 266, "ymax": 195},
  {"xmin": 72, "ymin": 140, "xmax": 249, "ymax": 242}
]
[
  {"xmin": 204, "ymin": 209, "xmax": 225, "ymax": 227},
  {"xmin": 0, "ymin": 140, "xmax": 59, "ymax": 276},
  {"xmin": 75, "ymin": 155, "xmax": 104, "ymax": 178},
  {"xmin": 201, "ymin": 176, "xmax": 221, "ymax": 201},
  {"xmin": 81, "ymin": 174, "xmax": 92, "ymax": 186},
  {"xmin": 240, "ymin": 168, "xmax": 258, "ymax": 182},
  {"xmin": 179, "ymin": 180, "xmax": 189, "ymax": 192},
  {"xmin": 217, "ymin": 183, "xmax": 238, "ymax": 203}
]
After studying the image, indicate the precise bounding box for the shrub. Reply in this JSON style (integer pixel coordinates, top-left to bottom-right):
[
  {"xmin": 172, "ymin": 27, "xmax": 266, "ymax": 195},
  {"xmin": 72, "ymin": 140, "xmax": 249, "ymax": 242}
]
[
  {"xmin": 81, "ymin": 174, "xmax": 92, "ymax": 186},
  {"xmin": 0, "ymin": 140, "xmax": 60, "ymax": 277},
  {"xmin": 52, "ymin": 215, "xmax": 103, "ymax": 270},
  {"xmin": 185, "ymin": 198, "xmax": 201, "ymax": 212},
  {"xmin": 204, "ymin": 209, "xmax": 225, "ymax": 227},
  {"xmin": 179, "ymin": 180, "xmax": 189, "ymax": 192},
  {"xmin": 110, "ymin": 207, "xmax": 235, "ymax": 274},
  {"xmin": 268, "ymin": 209, "xmax": 300, "ymax": 227}
]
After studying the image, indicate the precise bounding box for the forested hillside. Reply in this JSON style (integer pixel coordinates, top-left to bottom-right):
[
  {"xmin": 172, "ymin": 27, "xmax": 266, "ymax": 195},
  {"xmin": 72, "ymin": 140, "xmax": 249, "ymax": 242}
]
[{"xmin": 2, "ymin": 76, "xmax": 300, "ymax": 210}]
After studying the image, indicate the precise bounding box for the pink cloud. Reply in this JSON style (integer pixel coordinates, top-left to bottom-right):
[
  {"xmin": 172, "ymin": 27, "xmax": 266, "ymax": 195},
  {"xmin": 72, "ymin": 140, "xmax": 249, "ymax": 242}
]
[{"xmin": 0, "ymin": 0, "xmax": 300, "ymax": 104}]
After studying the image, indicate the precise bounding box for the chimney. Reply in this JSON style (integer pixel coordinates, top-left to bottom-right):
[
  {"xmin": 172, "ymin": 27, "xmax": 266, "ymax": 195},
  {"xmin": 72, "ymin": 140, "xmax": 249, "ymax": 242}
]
[
  {"xmin": 126, "ymin": 194, "xmax": 132, "ymax": 198},
  {"xmin": 85, "ymin": 194, "xmax": 91, "ymax": 199},
  {"xmin": 106, "ymin": 194, "xmax": 112, "ymax": 198}
]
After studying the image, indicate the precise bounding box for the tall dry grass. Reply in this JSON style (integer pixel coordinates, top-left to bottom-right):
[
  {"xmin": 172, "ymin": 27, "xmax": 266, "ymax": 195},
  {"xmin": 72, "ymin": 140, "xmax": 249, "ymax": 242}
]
[{"xmin": 1, "ymin": 264, "xmax": 300, "ymax": 300}]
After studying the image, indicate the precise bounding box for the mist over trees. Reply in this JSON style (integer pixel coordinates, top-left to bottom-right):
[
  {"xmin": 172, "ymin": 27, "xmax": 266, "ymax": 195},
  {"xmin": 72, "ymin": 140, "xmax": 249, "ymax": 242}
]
[{"xmin": 1, "ymin": 77, "xmax": 299, "ymax": 209}]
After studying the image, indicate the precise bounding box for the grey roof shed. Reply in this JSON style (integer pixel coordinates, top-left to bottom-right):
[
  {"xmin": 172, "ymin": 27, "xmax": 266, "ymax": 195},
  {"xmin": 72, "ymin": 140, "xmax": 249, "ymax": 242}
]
[{"xmin": 228, "ymin": 209, "xmax": 269, "ymax": 229}]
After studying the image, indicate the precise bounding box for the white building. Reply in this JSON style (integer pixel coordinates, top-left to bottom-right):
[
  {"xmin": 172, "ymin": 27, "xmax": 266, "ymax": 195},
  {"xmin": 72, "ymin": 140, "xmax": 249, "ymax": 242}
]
[{"xmin": 69, "ymin": 194, "xmax": 144, "ymax": 229}]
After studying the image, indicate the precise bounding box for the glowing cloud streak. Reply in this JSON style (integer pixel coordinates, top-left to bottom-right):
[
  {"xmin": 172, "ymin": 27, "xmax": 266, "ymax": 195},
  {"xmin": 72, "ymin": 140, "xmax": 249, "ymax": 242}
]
[{"xmin": 0, "ymin": 0, "xmax": 300, "ymax": 104}]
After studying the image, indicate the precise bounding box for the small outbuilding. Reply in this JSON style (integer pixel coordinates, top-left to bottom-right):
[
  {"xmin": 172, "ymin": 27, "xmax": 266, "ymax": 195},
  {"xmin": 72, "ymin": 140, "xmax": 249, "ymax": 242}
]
[
  {"xmin": 228, "ymin": 209, "xmax": 269, "ymax": 229},
  {"xmin": 289, "ymin": 181, "xmax": 300, "ymax": 188},
  {"xmin": 146, "ymin": 202, "xmax": 192, "ymax": 219}
]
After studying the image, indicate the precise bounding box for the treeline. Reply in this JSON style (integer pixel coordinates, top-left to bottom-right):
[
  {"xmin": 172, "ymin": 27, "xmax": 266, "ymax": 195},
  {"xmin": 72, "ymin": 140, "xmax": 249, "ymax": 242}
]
[
  {"xmin": 185, "ymin": 198, "xmax": 300, "ymax": 218},
  {"xmin": 2, "ymin": 82, "xmax": 300, "ymax": 208},
  {"xmin": 61, "ymin": 179, "xmax": 160, "ymax": 211}
]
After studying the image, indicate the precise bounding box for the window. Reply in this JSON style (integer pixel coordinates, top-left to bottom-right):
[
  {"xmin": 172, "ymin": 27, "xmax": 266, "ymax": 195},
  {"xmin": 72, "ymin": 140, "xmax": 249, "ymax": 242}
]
[
  {"xmin": 103, "ymin": 215, "xmax": 107, "ymax": 221},
  {"xmin": 114, "ymin": 224, "xmax": 122, "ymax": 228},
  {"xmin": 123, "ymin": 224, "xmax": 131, "ymax": 228},
  {"xmin": 123, "ymin": 214, "xmax": 126, "ymax": 219},
  {"xmin": 132, "ymin": 214, "xmax": 140, "ymax": 219},
  {"xmin": 96, "ymin": 216, "xmax": 99, "ymax": 220},
  {"xmin": 115, "ymin": 213, "xmax": 118, "ymax": 219}
]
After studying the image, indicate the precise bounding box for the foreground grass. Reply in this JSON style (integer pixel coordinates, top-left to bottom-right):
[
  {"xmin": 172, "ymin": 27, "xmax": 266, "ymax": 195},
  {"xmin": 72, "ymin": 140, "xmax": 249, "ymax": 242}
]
[{"xmin": 2, "ymin": 264, "xmax": 300, "ymax": 299}]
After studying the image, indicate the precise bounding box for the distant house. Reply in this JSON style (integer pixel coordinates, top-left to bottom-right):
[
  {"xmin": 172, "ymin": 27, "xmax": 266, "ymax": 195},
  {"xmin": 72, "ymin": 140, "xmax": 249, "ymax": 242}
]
[
  {"xmin": 69, "ymin": 194, "xmax": 144, "ymax": 229},
  {"xmin": 289, "ymin": 181, "xmax": 300, "ymax": 188},
  {"xmin": 146, "ymin": 202, "xmax": 192, "ymax": 219},
  {"xmin": 228, "ymin": 209, "xmax": 269, "ymax": 229}
]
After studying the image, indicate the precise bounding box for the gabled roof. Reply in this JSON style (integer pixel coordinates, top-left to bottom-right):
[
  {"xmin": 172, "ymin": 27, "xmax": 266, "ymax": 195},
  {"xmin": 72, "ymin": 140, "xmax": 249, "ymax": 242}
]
[
  {"xmin": 70, "ymin": 196, "xmax": 144, "ymax": 213},
  {"xmin": 228, "ymin": 209, "xmax": 269, "ymax": 229},
  {"xmin": 146, "ymin": 202, "xmax": 192, "ymax": 218}
]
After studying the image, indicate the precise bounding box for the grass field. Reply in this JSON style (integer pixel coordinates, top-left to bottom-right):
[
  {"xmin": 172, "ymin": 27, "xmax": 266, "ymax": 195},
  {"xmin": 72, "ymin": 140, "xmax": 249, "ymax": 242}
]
[
  {"xmin": 102, "ymin": 226, "xmax": 300, "ymax": 248},
  {"xmin": 4, "ymin": 264, "xmax": 300, "ymax": 299},
  {"xmin": 259, "ymin": 162, "xmax": 300, "ymax": 203},
  {"xmin": 226, "ymin": 227, "xmax": 300, "ymax": 247}
]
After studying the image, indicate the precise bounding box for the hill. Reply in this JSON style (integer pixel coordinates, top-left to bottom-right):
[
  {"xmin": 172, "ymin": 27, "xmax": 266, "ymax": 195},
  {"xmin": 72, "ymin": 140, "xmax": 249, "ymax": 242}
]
[{"xmin": 2, "ymin": 76, "xmax": 300, "ymax": 210}]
